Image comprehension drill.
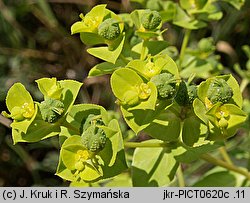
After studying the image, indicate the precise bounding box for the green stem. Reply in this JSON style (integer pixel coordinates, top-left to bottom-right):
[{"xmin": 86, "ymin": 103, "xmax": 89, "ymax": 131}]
[
  {"xmin": 177, "ymin": 165, "xmax": 185, "ymax": 187},
  {"xmin": 179, "ymin": 29, "xmax": 191, "ymax": 70},
  {"xmin": 218, "ymin": 146, "xmax": 233, "ymax": 165},
  {"xmin": 140, "ymin": 39, "xmax": 148, "ymax": 60},
  {"xmin": 240, "ymin": 78, "xmax": 249, "ymax": 93},
  {"xmin": 201, "ymin": 153, "xmax": 250, "ymax": 181}
]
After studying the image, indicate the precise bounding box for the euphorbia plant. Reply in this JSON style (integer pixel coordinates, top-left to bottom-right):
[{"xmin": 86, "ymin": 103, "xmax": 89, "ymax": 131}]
[{"xmin": 2, "ymin": 1, "xmax": 250, "ymax": 186}]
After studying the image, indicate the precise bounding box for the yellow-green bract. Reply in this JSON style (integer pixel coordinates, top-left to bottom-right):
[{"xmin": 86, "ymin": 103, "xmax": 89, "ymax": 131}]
[
  {"xmin": 2, "ymin": 83, "xmax": 38, "ymax": 138},
  {"xmin": 70, "ymin": 4, "xmax": 125, "ymax": 64},
  {"xmin": 2, "ymin": 78, "xmax": 82, "ymax": 144},
  {"xmin": 3, "ymin": 83, "xmax": 35, "ymax": 121},
  {"xmin": 56, "ymin": 104, "xmax": 127, "ymax": 183},
  {"xmin": 194, "ymin": 74, "xmax": 247, "ymax": 140},
  {"xmin": 36, "ymin": 77, "xmax": 63, "ymax": 100}
]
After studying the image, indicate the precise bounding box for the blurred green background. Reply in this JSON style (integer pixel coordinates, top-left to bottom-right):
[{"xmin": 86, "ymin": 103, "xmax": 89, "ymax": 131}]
[{"xmin": 0, "ymin": 0, "xmax": 250, "ymax": 186}]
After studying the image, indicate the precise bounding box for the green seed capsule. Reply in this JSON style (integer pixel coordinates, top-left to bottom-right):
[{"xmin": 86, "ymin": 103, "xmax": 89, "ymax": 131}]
[
  {"xmin": 141, "ymin": 10, "xmax": 162, "ymax": 30},
  {"xmin": 40, "ymin": 98, "xmax": 64, "ymax": 123},
  {"xmin": 81, "ymin": 115, "xmax": 107, "ymax": 153},
  {"xmin": 98, "ymin": 18, "xmax": 121, "ymax": 40},
  {"xmin": 151, "ymin": 73, "xmax": 176, "ymax": 99},
  {"xmin": 207, "ymin": 78, "xmax": 233, "ymax": 104}
]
